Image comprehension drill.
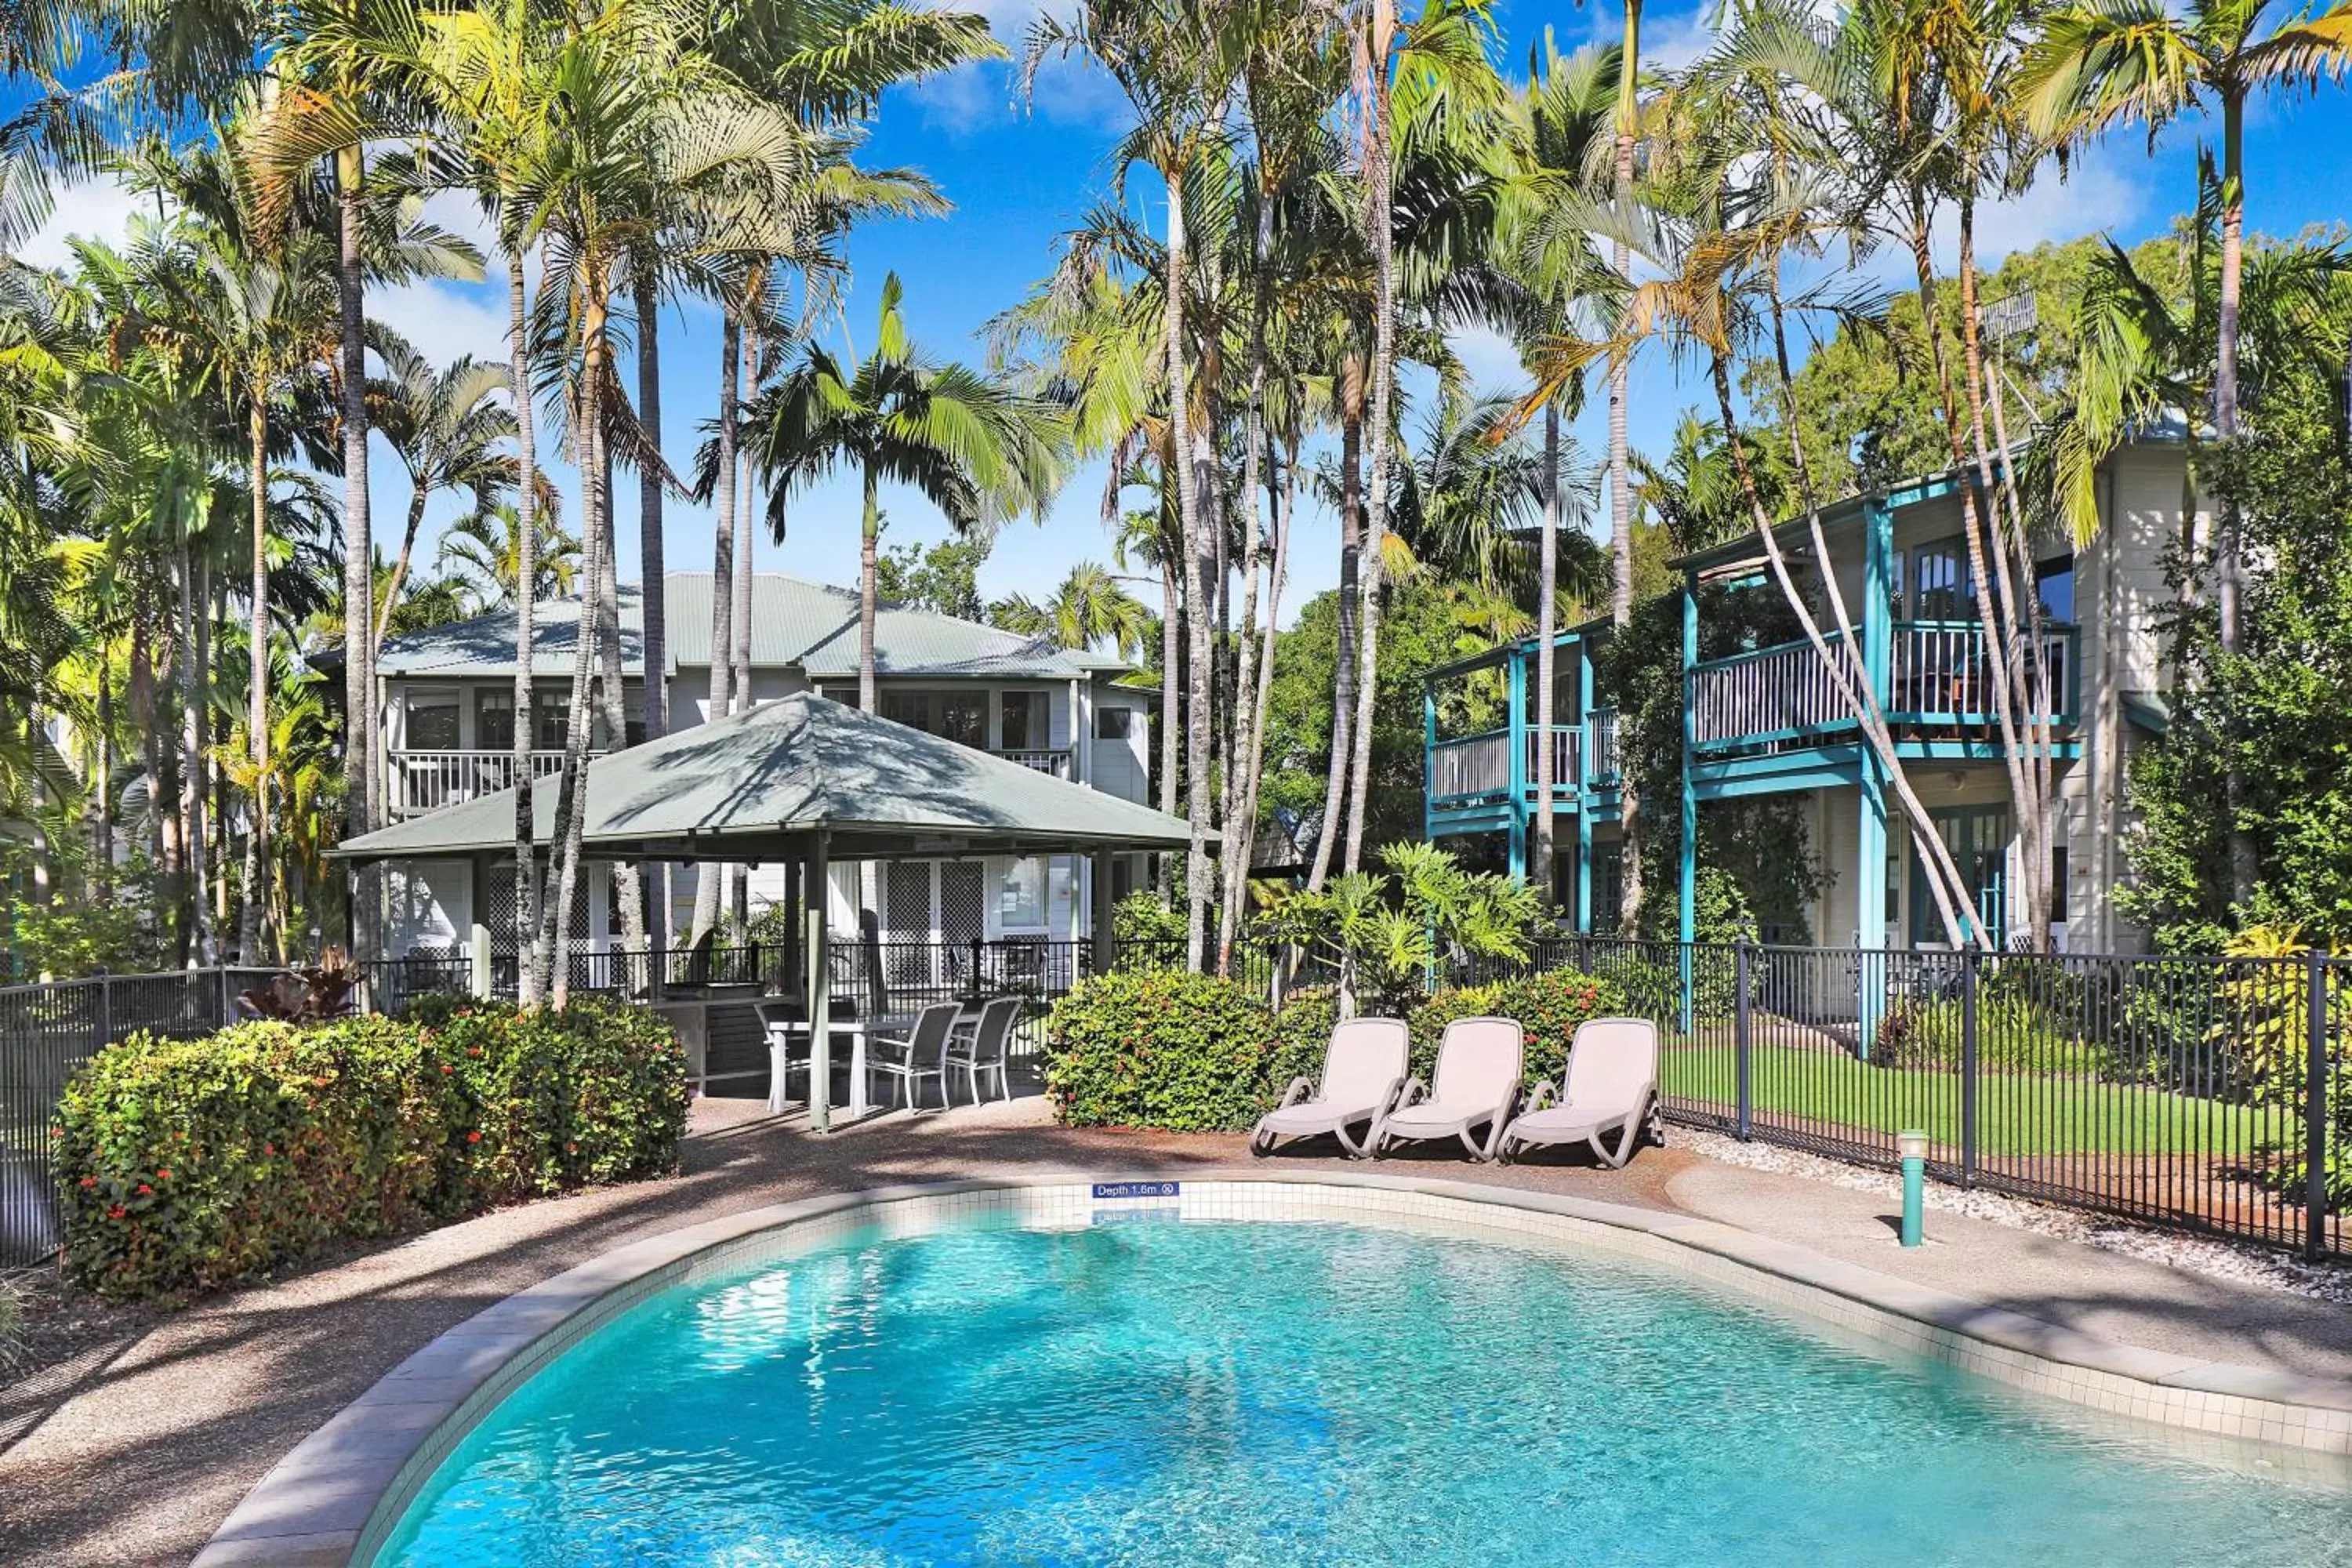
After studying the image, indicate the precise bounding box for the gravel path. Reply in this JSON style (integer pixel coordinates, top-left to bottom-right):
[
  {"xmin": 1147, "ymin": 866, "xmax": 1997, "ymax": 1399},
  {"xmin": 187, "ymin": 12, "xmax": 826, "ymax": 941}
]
[{"xmin": 1674, "ymin": 1126, "xmax": 2352, "ymax": 1305}]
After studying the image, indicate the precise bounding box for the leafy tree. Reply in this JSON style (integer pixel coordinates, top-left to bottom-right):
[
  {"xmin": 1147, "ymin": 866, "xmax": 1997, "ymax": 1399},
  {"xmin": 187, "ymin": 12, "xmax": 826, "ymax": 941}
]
[{"xmin": 873, "ymin": 524, "xmax": 988, "ymax": 621}]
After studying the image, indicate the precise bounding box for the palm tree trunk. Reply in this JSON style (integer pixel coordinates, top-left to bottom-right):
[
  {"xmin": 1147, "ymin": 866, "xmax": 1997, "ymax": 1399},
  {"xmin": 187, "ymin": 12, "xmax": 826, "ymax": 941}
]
[
  {"xmin": 1233, "ymin": 430, "xmax": 1295, "ymax": 928},
  {"xmin": 2217, "ymin": 86, "xmax": 2257, "ymax": 906},
  {"xmin": 1342, "ymin": 0, "xmax": 1397, "ymax": 879},
  {"xmin": 1708, "ymin": 352, "xmax": 1975, "ymax": 947},
  {"xmin": 859, "ymin": 469, "xmax": 883, "ymax": 711},
  {"xmin": 241, "ymin": 394, "xmax": 270, "ymax": 960},
  {"xmin": 1156, "ymin": 550, "xmax": 1180, "ymax": 891},
  {"xmin": 690, "ymin": 303, "xmax": 741, "ymax": 946},
  {"xmin": 593, "ymin": 422, "xmax": 645, "ymax": 964},
  {"xmin": 1909, "ymin": 196, "xmax": 2031, "ymax": 948},
  {"xmin": 508, "ymin": 239, "xmax": 544, "ymax": 1007},
  {"xmin": 1160, "ymin": 161, "xmax": 1217, "ymax": 966},
  {"xmin": 372, "ymin": 488, "xmax": 430, "ymax": 657},
  {"xmin": 176, "ymin": 540, "xmax": 205, "ymax": 966},
  {"xmin": 1218, "ymin": 184, "xmax": 1279, "ymax": 969},
  {"xmin": 728, "ymin": 323, "xmax": 756, "ymax": 933},
  {"xmin": 1954, "ymin": 198, "xmax": 2049, "ymax": 949},
  {"xmin": 543, "ymin": 287, "xmax": 612, "ymax": 1011},
  {"xmin": 93, "ymin": 655, "xmax": 112, "ymax": 906},
  {"xmin": 1308, "ymin": 405, "xmax": 1361, "ymax": 891},
  {"xmin": 336, "ymin": 143, "xmax": 379, "ymax": 963},
  {"xmin": 1607, "ymin": 7, "xmax": 1641, "ymax": 929},
  {"xmin": 1534, "ymin": 404, "xmax": 1559, "ymax": 898},
  {"xmin": 632, "ymin": 272, "xmax": 671, "ymax": 965}
]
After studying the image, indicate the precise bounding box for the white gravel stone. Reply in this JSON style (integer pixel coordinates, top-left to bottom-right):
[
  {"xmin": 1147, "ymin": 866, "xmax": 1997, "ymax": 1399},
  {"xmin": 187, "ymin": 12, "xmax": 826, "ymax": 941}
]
[{"xmin": 1675, "ymin": 1127, "xmax": 2352, "ymax": 1306}]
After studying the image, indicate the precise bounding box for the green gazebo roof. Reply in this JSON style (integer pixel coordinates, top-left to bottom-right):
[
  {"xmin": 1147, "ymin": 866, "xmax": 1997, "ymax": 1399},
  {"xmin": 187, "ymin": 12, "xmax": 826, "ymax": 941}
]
[{"xmin": 334, "ymin": 691, "xmax": 1201, "ymax": 864}]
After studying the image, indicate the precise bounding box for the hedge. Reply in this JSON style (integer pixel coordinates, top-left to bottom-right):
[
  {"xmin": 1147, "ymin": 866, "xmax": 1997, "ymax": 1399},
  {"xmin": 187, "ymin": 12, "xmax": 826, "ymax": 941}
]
[
  {"xmin": 1045, "ymin": 970, "xmax": 1624, "ymax": 1134},
  {"xmin": 53, "ymin": 996, "xmax": 686, "ymax": 1301}
]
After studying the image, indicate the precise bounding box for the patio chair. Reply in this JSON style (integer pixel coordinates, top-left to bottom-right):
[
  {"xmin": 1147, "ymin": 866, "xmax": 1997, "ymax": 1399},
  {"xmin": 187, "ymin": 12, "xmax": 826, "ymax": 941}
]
[
  {"xmin": 1248, "ymin": 1017, "xmax": 1410, "ymax": 1159},
  {"xmin": 867, "ymin": 1000, "xmax": 962, "ymax": 1110},
  {"xmin": 942, "ymin": 996, "xmax": 1023, "ymax": 1105},
  {"xmin": 1496, "ymin": 1018, "xmax": 1661, "ymax": 1168},
  {"xmin": 1368, "ymin": 1017, "xmax": 1523, "ymax": 1163}
]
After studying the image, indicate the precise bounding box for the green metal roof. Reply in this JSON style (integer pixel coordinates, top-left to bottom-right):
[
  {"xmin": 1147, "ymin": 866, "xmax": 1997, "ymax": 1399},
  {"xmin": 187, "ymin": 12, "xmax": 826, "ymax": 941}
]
[
  {"xmin": 372, "ymin": 575, "xmax": 1126, "ymax": 681},
  {"xmin": 333, "ymin": 691, "xmax": 1202, "ymax": 864}
]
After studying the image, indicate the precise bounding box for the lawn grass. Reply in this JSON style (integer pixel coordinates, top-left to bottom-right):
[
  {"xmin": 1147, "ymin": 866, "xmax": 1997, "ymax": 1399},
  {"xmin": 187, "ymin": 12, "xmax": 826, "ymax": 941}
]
[{"xmin": 1663, "ymin": 1042, "xmax": 2279, "ymax": 1158}]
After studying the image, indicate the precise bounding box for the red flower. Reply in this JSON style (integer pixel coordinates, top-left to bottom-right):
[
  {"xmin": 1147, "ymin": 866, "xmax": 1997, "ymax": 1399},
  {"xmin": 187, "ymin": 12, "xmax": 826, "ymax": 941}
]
[
  {"xmin": 440, "ymin": 1064, "xmax": 453, "ymax": 1076},
  {"xmin": 136, "ymin": 1183, "xmax": 152, "ymax": 1196},
  {"xmin": 79, "ymin": 1175, "xmax": 97, "ymax": 1189},
  {"xmin": 262, "ymin": 1143, "xmax": 274, "ymax": 1156},
  {"xmin": 107, "ymin": 1204, "xmax": 126, "ymax": 1220},
  {"xmin": 156, "ymin": 1169, "xmax": 172, "ymax": 1181},
  {"xmin": 466, "ymin": 1131, "xmax": 481, "ymax": 1144}
]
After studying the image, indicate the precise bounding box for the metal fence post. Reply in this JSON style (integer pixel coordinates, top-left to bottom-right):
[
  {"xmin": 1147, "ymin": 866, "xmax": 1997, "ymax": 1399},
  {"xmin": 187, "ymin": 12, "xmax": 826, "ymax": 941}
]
[
  {"xmin": 94, "ymin": 968, "xmax": 111, "ymax": 1054},
  {"xmin": 216, "ymin": 964, "xmax": 232, "ymax": 1030},
  {"xmin": 1960, "ymin": 948, "xmax": 1980, "ymax": 1189},
  {"xmin": 1733, "ymin": 939, "xmax": 1752, "ymax": 1142},
  {"xmin": 2307, "ymin": 950, "xmax": 2331, "ymax": 1261}
]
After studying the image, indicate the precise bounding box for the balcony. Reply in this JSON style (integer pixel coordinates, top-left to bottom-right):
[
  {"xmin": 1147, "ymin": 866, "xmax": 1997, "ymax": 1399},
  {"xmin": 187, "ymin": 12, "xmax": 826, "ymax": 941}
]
[
  {"xmin": 390, "ymin": 749, "xmax": 599, "ymax": 818},
  {"xmin": 1428, "ymin": 710, "xmax": 1621, "ymax": 808},
  {"xmin": 1687, "ymin": 621, "xmax": 2078, "ymax": 757},
  {"xmin": 992, "ymin": 746, "xmax": 1073, "ymax": 779}
]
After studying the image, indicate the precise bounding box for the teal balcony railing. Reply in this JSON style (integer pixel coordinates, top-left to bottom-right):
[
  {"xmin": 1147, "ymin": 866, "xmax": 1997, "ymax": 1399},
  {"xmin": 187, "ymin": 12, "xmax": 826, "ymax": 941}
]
[{"xmin": 1686, "ymin": 621, "xmax": 2078, "ymax": 755}]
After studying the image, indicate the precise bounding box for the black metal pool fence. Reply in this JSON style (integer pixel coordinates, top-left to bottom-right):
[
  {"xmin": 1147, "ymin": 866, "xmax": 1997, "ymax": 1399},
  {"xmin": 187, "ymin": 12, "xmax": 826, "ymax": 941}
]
[{"xmin": 5, "ymin": 938, "xmax": 2347, "ymax": 1269}]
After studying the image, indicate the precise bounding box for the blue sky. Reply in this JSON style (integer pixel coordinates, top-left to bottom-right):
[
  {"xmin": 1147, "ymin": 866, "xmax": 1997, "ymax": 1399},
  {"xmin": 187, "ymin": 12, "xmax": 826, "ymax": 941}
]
[{"xmin": 20, "ymin": 0, "xmax": 2350, "ymax": 626}]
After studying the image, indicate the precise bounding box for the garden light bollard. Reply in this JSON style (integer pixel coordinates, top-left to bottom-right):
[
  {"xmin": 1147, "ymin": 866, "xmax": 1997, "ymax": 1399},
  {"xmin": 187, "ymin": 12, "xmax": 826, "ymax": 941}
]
[{"xmin": 1898, "ymin": 1129, "xmax": 1928, "ymax": 1247}]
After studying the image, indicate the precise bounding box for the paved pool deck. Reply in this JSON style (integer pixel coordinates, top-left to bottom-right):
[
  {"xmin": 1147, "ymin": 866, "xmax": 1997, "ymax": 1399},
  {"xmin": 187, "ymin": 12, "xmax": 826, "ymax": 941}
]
[{"xmin": 5, "ymin": 1093, "xmax": 2350, "ymax": 1567}]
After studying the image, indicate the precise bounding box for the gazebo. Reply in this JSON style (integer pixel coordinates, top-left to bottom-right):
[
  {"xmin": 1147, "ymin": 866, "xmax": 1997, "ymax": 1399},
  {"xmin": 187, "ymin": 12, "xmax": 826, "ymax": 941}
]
[{"xmin": 335, "ymin": 690, "xmax": 1203, "ymax": 1127}]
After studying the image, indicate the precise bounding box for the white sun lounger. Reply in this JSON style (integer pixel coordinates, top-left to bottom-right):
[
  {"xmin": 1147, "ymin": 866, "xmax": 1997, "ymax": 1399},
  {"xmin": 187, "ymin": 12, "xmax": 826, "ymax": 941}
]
[
  {"xmin": 1250, "ymin": 1017, "xmax": 1410, "ymax": 1158},
  {"xmin": 1369, "ymin": 1016, "xmax": 1523, "ymax": 1163},
  {"xmin": 1497, "ymin": 1016, "xmax": 1661, "ymax": 1167}
]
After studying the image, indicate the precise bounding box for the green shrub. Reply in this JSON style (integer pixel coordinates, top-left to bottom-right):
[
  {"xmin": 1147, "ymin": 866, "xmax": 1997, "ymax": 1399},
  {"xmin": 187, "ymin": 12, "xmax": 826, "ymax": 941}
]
[
  {"xmin": 1045, "ymin": 971, "xmax": 1294, "ymax": 1132},
  {"xmin": 53, "ymin": 1000, "xmax": 687, "ymax": 1301},
  {"xmin": 1410, "ymin": 968, "xmax": 1624, "ymax": 1091}
]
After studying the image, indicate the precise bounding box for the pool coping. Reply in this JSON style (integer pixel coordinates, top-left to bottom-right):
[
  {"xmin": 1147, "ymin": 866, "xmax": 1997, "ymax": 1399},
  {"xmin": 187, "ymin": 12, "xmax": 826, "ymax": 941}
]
[{"xmin": 188, "ymin": 1170, "xmax": 2352, "ymax": 1566}]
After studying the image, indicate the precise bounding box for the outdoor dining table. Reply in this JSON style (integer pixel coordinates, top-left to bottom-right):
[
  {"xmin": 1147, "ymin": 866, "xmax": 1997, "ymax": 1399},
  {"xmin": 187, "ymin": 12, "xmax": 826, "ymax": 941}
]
[{"xmin": 764, "ymin": 1001, "xmax": 985, "ymax": 1118}]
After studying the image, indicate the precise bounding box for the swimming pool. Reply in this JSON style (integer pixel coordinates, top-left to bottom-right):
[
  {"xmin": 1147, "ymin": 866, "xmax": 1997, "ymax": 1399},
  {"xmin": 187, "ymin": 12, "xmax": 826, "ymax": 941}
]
[{"xmin": 376, "ymin": 1209, "xmax": 2352, "ymax": 1567}]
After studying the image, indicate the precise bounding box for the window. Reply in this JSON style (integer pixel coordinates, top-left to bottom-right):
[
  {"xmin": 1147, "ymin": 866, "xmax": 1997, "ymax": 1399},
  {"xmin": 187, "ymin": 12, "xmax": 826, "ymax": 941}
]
[
  {"xmin": 1908, "ymin": 536, "xmax": 1974, "ymax": 621},
  {"xmin": 997, "ymin": 856, "xmax": 1047, "ymax": 930},
  {"xmin": 2035, "ymin": 555, "xmax": 2075, "ymax": 623},
  {"xmin": 1000, "ymin": 690, "xmax": 1047, "ymax": 750},
  {"xmin": 1094, "ymin": 705, "xmax": 1134, "ymax": 741},
  {"xmin": 2049, "ymin": 844, "xmax": 2068, "ymax": 925},
  {"xmin": 405, "ymin": 690, "xmax": 459, "ymax": 750},
  {"xmin": 534, "ymin": 689, "xmax": 570, "ymax": 750},
  {"xmin": 475, "ymin": 690, "xmax": 516, "ymax": 751},
  {"xmin": 879, "ymin": 690, "xmax": 985, "ymax": 748}
]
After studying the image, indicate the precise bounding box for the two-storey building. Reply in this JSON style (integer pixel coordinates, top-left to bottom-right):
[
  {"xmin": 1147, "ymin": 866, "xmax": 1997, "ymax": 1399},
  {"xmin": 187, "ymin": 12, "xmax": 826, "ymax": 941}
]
[
  {"xmin": 370, "ymin": 572, "xmax": 1152, "ymax": 960},
  {"xmin": 1427, "ymin": 434, "xmax": 2193, "ymax": 952}
]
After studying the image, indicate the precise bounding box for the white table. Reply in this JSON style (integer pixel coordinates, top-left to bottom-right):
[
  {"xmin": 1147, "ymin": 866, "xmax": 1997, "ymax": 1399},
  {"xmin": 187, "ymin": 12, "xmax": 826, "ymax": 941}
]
[{"xmin": 763, "ymin": 1006, "xmax": 983, "ymax": 1118}]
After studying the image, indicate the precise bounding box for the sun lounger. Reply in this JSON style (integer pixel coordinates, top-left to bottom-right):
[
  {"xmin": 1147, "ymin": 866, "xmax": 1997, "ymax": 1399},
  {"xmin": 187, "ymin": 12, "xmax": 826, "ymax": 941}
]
[
  {"xmin": 1497, "ymin": 1016, "xmax": 1661, "ymax": 1167},
  {"xmin": 1369, "ymin": 1016, "xmax": 1523, "ymax": 1163},
  {"xmin": 1250, "ymin": 1017, "xmax": 1411, "ymax": 1158}
]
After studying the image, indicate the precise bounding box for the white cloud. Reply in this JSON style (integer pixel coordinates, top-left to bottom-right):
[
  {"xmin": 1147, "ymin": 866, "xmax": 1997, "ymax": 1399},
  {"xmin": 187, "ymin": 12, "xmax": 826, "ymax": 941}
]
[
  {"xmin": 372, "ymin": 278, "xmax": 514, "ymax": 372},
  {"xmin": 1952, "ymin": 156, "xmax": 2144, "ymax": 270},
  {"xmin": 1447, "ymin": 322, "xmax": 1531, "ymax": 397},
  {"xmin": 21, "ymin": 174, "xmax": 151, "ymax": 270}
]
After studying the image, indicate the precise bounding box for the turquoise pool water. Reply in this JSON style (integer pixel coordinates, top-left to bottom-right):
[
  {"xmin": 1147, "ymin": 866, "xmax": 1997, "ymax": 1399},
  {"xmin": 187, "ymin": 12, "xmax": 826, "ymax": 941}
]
[{"xmin": 379, "ymin": 1215, "xmax": 2352, "ymax": 1567}]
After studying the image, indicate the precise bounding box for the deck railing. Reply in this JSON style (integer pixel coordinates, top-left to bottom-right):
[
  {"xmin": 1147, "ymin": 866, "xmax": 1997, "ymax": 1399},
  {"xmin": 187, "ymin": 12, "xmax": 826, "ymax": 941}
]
[
  {"xmin": 390, "ymin": 748, "xmax": 594, "ymax": 817},
  {"xmin": 1429, "ymin": 729, "xmax": 1512, "ymax": 800},
  {"xmin": 1689, "ymin": 632, "xmax": 1864, "ymax": 750},
  {"xmin": 1689, "ymin": 622, "xmax": 2078, "ymax": 753},
  {"xmin": 991, "ymin": 747, "xmax": 1073, "ymax": 779},
  {"xmin": 1522, "ymin": 726, "xmax": 1581, "ymax": 794},
  {"xmin": 1591, "ymin": 709, "xmax": 1621, "ymax": 782}
]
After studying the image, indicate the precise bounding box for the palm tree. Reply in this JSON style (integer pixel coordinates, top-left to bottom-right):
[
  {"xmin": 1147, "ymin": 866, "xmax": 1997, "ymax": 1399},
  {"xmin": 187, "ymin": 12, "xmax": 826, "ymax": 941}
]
[
  {"xmin": 439, "ymin": 499, "xmax": 581, "ymax": 609},
  {"xmin": 1504, "ymin": 35, "xmax": 1619, "ymax": 902},
  {"xmin": 990, "ymin": 562, "xmax": 1153, "ymax": 656},
  {"xmin": 368, "ymin": 339, "xmax": 517, "ymax": 659},
  {"xmin": 2021, "ymin": 0, "xmax": 2352, "ymax": 659},
  {"xmin": 1608, "ymin": 0, "xmax": 1645, "ymax": 637},
  {"xmin": 740, "ymin": 270, "xmax": 1069, "ymax": 713}
]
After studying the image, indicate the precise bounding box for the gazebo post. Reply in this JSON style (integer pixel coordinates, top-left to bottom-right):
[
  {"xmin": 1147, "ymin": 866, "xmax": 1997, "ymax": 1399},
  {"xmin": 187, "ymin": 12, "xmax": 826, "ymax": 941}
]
[
  {"xmin": 1090, "ymin": 848, "xmax": 1116, "ymax": 975},
  {"xmin": 804, "ymin": 831, "xmax": 832, "ymax": 1134}
]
